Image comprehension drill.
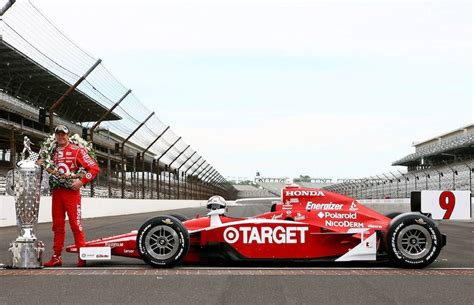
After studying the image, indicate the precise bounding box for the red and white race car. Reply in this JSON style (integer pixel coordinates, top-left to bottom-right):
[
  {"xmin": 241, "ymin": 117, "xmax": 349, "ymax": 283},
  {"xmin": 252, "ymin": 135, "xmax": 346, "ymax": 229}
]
[{"xmin": 66, "ymin": 186, "xmax": 471, "ymax": 268}]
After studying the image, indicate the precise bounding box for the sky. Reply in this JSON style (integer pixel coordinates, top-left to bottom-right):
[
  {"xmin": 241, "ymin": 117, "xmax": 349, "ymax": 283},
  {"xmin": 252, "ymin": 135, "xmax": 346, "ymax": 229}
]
[{"xmin": 4, "ymin": 0, "xmax": 473, "ymax": 180}]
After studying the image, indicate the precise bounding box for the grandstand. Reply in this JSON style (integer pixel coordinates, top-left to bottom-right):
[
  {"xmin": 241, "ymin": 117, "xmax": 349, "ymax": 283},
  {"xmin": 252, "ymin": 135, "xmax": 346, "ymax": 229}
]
[
  {"xmin": 254, "ymin": 177, "xmax": 287, "ymax": 196},
  {"xmin": 253, "ymin": 176, "xmax": 334, "ymax": 197},
  {"xmin": 293, "ymin": 177, "xmax": 334, "ymax": 189},
  {"xmin": 324, "ymin": 124, "xmax": 474, "ymax": 199},
  {"xmin": 0, "ymin": 0, "xmax": 236, "ymax": 199},
  {"xmin": 232, "ymin": 184, "xmax": 276, "ymax": 199}
]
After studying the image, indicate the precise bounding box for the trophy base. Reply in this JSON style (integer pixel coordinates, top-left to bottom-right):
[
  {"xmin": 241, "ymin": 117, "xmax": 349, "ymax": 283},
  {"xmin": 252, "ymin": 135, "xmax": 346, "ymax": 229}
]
[{"xmin": 9, "ymin": 240, "xmax": 44, "ymax": 269}]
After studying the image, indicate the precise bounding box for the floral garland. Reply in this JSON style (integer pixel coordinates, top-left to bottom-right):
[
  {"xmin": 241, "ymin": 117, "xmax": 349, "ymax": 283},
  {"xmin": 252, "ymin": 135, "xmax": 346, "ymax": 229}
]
[{"xmin": 39, "ymin": 133, "xmax": 97, "ymax": 190}]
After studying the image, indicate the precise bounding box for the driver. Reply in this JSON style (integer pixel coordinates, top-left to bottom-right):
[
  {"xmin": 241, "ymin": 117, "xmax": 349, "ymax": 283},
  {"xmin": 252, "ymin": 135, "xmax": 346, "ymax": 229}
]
[
  {"xmin": 43, "ymin": 125, "xmax": 100, "ymax": 267},
  {"xmin": 207, "ymin": 195, "xmax": 227, "ymax": 211}
]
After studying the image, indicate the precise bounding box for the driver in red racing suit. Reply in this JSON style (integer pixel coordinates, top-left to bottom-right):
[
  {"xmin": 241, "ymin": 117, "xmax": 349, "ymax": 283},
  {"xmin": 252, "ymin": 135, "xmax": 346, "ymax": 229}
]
[{"xmin": 43, "ymin": 125, "xmax": 100, "ymax": 267}]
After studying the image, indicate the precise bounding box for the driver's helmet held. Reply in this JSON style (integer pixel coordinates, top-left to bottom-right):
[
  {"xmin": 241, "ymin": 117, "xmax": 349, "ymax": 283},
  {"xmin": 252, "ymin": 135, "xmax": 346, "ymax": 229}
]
[{"xmin": 207, "ymin": 195, "xmax": 227, "ymax": 210}]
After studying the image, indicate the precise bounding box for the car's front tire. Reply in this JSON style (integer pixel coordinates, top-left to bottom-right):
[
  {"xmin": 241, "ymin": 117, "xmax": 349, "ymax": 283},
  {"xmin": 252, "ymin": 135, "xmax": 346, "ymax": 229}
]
[
  {"xmin": 137, "ymin": 215, "xmax": 190, "ymax": 268},
  {"xmin": 385, "ymin": 213, "xmax": 442, "ymax": 268},
  {"xmin": 169, "ymin": 214, "xmax": 188, "ymax": 222}
]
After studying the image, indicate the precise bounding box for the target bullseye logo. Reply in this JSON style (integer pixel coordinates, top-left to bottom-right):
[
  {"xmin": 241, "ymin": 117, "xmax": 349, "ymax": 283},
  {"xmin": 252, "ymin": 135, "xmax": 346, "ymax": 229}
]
[
  {"xmin": 85, "ymin": 173, "xmax": 93, "ymax": 180},
  {"xmin": 57, "ymin": 162, "xmax": 70, "ymax": 175},
  {"xmin": 223, "ymin": 227, "xmax": 239, "ymax": 243}
]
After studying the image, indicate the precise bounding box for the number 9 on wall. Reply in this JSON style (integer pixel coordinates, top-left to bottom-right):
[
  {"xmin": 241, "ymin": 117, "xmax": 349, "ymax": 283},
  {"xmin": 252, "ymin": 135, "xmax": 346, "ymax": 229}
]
[{"xmin": 411, "ymin": 191, "xmax": 472, "ymax": 220}]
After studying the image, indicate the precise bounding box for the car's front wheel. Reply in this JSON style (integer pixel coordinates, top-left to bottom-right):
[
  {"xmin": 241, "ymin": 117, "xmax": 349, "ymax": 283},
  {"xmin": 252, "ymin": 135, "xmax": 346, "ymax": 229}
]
[
  {"xmin": 385, "ymin": 213, "xmax": 442, "ymax": 268},
  {"xmin": 169, "ymin": 214, "xmax": 188, "ymax": 222},
  {"xmin": 136, "ymin": 215, "xmax": 190, "ymax": 268}
]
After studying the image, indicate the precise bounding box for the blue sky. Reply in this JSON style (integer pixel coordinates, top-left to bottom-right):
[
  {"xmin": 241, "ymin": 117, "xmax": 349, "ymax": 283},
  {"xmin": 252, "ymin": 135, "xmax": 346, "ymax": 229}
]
[{"xmin": 17, "ymin": 0, "xmax": 474, "ymax": 179}]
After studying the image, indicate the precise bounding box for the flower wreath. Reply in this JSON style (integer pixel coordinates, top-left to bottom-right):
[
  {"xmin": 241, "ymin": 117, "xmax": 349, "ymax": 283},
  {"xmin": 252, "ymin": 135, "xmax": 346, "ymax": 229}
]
[{"xmin": 39, "ymin": 133, "xmax": 97, "ymax": 190}]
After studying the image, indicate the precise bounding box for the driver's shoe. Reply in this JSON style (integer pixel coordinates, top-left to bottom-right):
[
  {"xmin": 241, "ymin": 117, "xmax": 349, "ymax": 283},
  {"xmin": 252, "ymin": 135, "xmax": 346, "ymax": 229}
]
[{"xmin": 43, "ymin": 255, "xmax": 62, "ymax": 267}]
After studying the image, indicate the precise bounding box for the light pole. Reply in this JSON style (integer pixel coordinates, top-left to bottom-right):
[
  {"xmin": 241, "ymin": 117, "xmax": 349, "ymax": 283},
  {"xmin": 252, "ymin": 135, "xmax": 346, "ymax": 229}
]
[
  {"xmin": 140, "ymin": 126, "xmax": 170, "ymax": 199},
  {"xmin": 375, "ymin": 175, "xmax": 386, "ymax": 199},
  {"xmin": 382, "ymin": 173, "xmax": 393, "ymax": 198},
  {"xmin": 421, "ymin": 170, "xmax": 429, "ymax": 190},
  {"xmin": 457, "ymin": 158, "xmax": 473, "ymax": 194},
  {"xmin": 167, "ymin": 145, "xmax": 190, "ymax": 199},
  {"xmin": 154, "ymin": 137, "xmax": 182, "ymax": 199},
  {"xmin": 198, "ymin": 167, "xmax": 214, "ymax": 199},
  {"xmin": 191, "ymin": 164, "xmax": 210, "ymax": 199},
  {"xmin": 184, "ymin": 158, "xmax": 204, "ymax": 199},
  {"xmin": 176, "ymin": 152, "xmax": 197, "ymax": 199},
  {"xmin": 443, "ymin": 161, "xmax": 458, "ymax": 190},
  {"xmin": 187, "ymin": 161, "xmax": 207, "ymax": 199},
  {"xmin": 398, "ymin": 171, "xmax": 409, "ymax": 198},
  {"xmin": 389, "ymin": 172, "xmax": 400, "ymax": 198},
  {"xmin": 120, "ymin": 112, "xmax": 155, "ymax": 198}
]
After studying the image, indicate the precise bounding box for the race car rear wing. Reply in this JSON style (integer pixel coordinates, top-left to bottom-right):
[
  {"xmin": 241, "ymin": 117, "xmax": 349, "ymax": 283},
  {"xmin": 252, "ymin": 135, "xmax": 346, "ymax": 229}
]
[{"xmin": 411, "ymin": 190, "xmax": 472, "ymax": 220}]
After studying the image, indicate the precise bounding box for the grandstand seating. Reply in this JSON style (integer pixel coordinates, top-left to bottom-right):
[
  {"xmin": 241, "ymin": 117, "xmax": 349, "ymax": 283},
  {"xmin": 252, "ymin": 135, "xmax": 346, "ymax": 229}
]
[
  {"xmin": 295, "ymin": 181, "xmax": 334, "ymax": 189},
  {"xmin": 0, "ymin": 175, "xmax": 6, "ymax": 195},
  {"xmin": 325, "ymin": 159, "xmax": 473, "ymax": 199},
  {"xmin": 255, "ymin": 182, "xmax": 286, "ymax": 197},
  {"xmin": 233, "ymin": 184, "xmax": 276, "ymax": 198},
  {"xmin": 393, "ymin": 125, "xmax": 474, "ymax": 167},
  {"xmin": 253, "ymin": 177, "xmax": 334, "ymax": 197}
]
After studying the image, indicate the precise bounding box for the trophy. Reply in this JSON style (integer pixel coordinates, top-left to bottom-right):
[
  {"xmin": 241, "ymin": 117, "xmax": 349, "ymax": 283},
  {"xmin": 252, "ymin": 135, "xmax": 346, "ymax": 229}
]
[{"xmin": 6, "ymin": 136, "xmax": 44, "ymax": 268}]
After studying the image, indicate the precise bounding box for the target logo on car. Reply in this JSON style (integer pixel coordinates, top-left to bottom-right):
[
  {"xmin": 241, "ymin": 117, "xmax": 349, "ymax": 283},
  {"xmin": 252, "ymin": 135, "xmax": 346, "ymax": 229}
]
[{"xmin": 223, "ymin": 226, "xmax": 309, "ymax": 244}]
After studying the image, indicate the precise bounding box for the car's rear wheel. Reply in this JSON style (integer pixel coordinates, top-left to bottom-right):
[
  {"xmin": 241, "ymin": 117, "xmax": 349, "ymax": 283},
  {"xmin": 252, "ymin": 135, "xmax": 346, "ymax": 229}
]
[
  {"xmin": 385, "ymin": 212, "xmax": 402, "ymax": 219},
  {"xmin": 385, "ymin": 213, "xmax": 442, "ymax": 268},
  {"xmin": 137, "ymin": 215, "xmax": 189, "ymax": 268}
]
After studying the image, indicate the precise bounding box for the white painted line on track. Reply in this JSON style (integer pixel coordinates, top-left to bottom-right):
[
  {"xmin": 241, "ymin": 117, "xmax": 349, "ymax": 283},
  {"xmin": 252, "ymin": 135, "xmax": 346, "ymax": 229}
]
[{"xmin": 41, "ymin": 266, "xmax": 474, "ymax": 271}]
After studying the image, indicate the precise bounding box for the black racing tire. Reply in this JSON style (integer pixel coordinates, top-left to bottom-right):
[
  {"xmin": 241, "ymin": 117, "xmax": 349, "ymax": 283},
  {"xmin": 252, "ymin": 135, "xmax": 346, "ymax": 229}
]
[
  {"xmin": 385, "ymin": 213, "xmax": 442, "ymax": 268},
  {"xmin": 137, "ymin": 215, "xmax": 190, "ymax": 268},
  {"xmin": 169, "ymin": 214, "xmax": 188, "ymax": 222},
  {"xmin": 270, "ymin": 203, "xmax": 277, "ymax": 212},
  {"xmin": 385, "ymin": 212, "xmax": 402, "ymax": 219}
]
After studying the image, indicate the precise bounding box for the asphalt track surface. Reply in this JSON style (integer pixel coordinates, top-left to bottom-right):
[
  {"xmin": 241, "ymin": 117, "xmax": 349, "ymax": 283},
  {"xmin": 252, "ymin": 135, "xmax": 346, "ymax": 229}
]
[{"xmin": 1, "ymin": 200, "xmax": 473, "ymax": 305}]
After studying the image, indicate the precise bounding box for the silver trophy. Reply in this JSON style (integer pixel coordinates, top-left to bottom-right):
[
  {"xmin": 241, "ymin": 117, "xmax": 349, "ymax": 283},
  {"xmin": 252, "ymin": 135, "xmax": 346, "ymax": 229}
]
[{"xmin": 6, "ymin": 136, "xmax": 44, "ymax": 268}]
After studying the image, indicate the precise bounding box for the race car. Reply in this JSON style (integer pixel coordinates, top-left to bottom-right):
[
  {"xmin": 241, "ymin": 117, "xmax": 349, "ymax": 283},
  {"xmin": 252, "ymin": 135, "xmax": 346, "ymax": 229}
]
[{"xmin": 66, "ymin": 186, "xmax": 471, "ymax": 268}]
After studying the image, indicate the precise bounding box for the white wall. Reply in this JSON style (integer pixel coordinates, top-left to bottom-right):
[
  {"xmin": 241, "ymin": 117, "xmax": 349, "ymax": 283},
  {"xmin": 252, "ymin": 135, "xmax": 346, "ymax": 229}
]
[
  {"xmin": 0, "ymin": 195, "xmax": 207, "ymax": 227},
  {"xmin": 358, "ymin": 198, "xmax": 411, "ymax": 214},
  {"xmin": 2, "ymin": 196, "xmax": 472, "ymax": 228}
]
